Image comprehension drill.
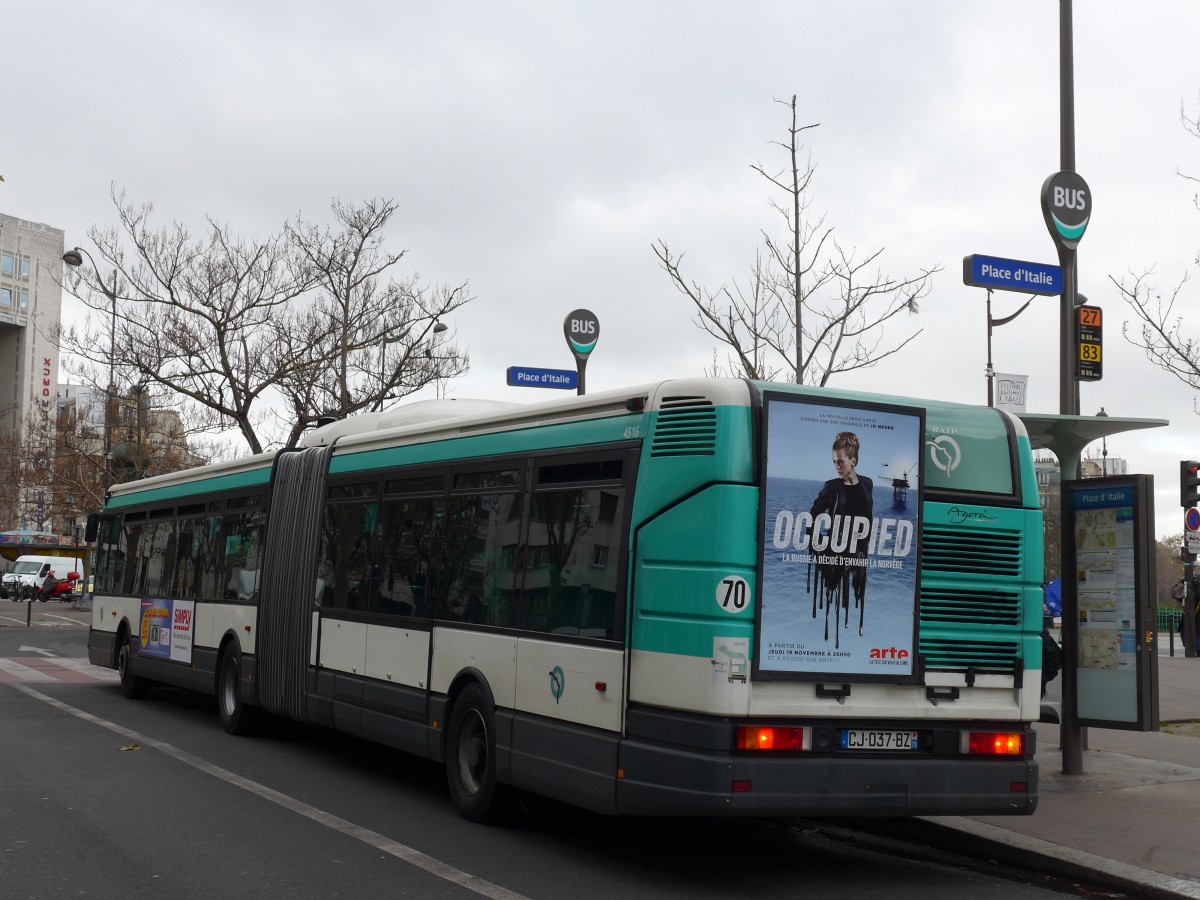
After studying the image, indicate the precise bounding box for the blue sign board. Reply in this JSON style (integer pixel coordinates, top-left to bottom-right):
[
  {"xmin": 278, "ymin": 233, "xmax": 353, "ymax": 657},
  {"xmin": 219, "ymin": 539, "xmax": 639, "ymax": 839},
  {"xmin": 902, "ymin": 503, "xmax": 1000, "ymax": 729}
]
[
  {"xmin": 506, "ymin": 366, "xmax": 578, "ymax": 390},
  {"xmin": 963, "ymin": 254, "xmax": 1063, "ymax": 295}
]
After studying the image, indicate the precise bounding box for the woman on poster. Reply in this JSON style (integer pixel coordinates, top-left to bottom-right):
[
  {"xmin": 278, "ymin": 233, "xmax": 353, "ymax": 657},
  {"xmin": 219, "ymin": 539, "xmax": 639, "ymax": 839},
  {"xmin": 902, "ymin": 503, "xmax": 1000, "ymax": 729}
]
[{"xmin": 808, "ymin": 431, "xmax": 874, "ymax": 645}]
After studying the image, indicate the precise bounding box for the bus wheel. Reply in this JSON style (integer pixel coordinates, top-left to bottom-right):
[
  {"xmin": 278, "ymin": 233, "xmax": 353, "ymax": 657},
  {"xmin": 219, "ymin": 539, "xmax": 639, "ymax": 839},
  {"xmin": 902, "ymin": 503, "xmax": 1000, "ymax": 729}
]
[
  {"xmin": 218, "ymin": 646, "xmax": 255, "ymax": 736},
  {"xmin": 446, "ymin": 683, "xmax": 510, "ymax": 822},
  {"xmin": 117, "ymin": 631, "xmax": 149, "ymax": 700}
]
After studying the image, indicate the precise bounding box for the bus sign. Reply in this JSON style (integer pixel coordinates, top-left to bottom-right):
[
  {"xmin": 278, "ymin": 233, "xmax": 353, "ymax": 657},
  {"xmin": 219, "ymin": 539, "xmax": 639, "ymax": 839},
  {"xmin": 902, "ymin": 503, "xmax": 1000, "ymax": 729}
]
[
  {"xmin": 563, "ymin": 309, "xmax": 600, "ymax": 360},
  {"xmin": 563, "ymin": 308, "xmax": 599, "ymax": 396},
  {"xmin": 1041, "ymin": 170, "xmax": 1092, "ymax": 251}
]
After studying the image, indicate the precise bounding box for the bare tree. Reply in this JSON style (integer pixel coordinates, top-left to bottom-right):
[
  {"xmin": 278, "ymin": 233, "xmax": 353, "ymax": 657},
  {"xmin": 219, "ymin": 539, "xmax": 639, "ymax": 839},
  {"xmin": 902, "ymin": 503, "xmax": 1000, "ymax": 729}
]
[
  {"xmin": 0, "ymin": 412, "xmax": 32, "ymax": 529},
  {"xmin": 1111, "ymin": 267, "xmax": 1200, "ymax": 401},
  {"xmin": 0, "ymin": 404, "xmax": 109, "ymax": 532},
  {"xmin": 275, "ymin": 198, "xmax": 470, "ymax": 447},
  {"xmin": 59, "ymin": 190, "xmax": 472, "ymax": 455},
  {"xmin": 1156, "ymin": 532, "xmax": 1185, "ymax": 604},
  {"xmin": 0, "ymin": 390, "xmax": 214, "ymax": 530},
  {"xmin": 1113, "ymin": 99, "xmax": 1200, "ymax": 401},
  {"xmin": 653, "ymin": 95, "xmax": 939, "ymax": 385}
]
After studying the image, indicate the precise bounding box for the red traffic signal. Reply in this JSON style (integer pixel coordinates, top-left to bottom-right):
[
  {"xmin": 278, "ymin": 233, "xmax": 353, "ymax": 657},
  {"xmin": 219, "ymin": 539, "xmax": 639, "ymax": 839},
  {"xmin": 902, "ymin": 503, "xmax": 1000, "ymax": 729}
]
[{"xmin": 1182, "ymin": 461, "xmax": 1200, "ymax": 508}]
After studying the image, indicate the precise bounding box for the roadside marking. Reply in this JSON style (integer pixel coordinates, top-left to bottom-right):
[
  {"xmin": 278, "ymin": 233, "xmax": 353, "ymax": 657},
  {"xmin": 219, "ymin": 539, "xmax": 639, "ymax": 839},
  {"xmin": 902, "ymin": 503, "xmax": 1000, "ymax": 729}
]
[
  {"xmin": 0, "ymin": 658, "xmax": 56, "ymax": 682},
  {"xmin": 39, "ymin": 613, "xmax": 87, "ymax": 627},
  {"xmin": 0, "ymin": 656, "xmax": 119, "ymax": 683},
  {"xmin": 46, "ymin": 657, "xmax": 120, "ymax": 681},
  {"xmin": 13, "ymin": 685, "xmax": 529, "ymax": 900},
  {"xmin": 0, "ymin": 608, "xmax": 89, "ymax": 627}
]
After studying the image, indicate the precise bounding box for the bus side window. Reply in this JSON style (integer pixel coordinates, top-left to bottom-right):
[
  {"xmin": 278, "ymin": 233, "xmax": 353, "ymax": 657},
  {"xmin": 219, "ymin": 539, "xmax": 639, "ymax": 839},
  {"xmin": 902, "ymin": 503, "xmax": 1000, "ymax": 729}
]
[
  {"xmin": 121, "ymin": 520, "xmax": 146, "ymax": 595},
  {"xmin": 219, "ymin": 509, "xmax": 265, "ymax": 603},
  {"xmin": 95, "ymin": 515, "xmax": 124, "ymax": 595},
  {"xmin": 437, "ymin": 491, "xmax": 520, "ymax": 627},
  {"xmin": 522, "ymin": 487, "xmax": 622, "ymax": 638},
  {"xmin": 376, "ymin": 496, "xmax": 442, "ymax": 619},
  {"xmin": 316, "ymin": 500, "xmax": 375, "ymax": 612},
  {"xmin": 194, "ymin": 515, "xmax": 224, "ymax": 600}
]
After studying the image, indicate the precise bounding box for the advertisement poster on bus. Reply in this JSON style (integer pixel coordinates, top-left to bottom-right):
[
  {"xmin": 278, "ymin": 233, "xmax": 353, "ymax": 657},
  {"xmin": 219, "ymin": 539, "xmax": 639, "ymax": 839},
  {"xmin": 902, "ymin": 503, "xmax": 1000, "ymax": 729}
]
[
  {"xmin": 137, "ymin": 598, "xmax": 195, "ymax": 664},
  {"xmin": 756, "ymin": 395, "xmax": 923, "ymax": 681}
]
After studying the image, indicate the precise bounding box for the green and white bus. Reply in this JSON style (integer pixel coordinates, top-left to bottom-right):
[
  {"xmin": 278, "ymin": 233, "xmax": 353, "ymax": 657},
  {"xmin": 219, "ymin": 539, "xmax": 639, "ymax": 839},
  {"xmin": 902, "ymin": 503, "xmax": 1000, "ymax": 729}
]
[{"xmin": 88, "ymin": 377, "xmax": 1044, "ymax": 820}]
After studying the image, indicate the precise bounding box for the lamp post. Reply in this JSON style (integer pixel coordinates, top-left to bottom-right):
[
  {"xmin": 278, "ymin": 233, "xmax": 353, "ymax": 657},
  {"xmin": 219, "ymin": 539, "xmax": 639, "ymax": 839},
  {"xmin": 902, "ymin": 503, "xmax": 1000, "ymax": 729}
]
[
  {"xmin": 984, "ymin": 288, "xmax": 1035, "ymax": 407},
  {"xmin": 1096, "ymin": 407, "xmax": 1108, "ymax": 475},
  {"xmin": 61, "ymin": 247, "xmax": 117, "ymax": 484},
  {"xmin": 429, "ymin": 320, "xmax": 448, "ymax": 398}
]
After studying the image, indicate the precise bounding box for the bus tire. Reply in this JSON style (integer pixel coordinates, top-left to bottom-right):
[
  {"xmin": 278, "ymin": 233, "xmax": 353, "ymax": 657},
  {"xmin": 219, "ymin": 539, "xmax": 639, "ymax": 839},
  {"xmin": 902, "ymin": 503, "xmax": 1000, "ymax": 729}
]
[
  {"xmin": 445, "ymin": 683, "xmax": 510, "ymax": 822},
  {"xmin": 117, "ymin": 630, "xmax": 149, "ymax": 700},
  {"xmin": 217, "ymin": 646, "xmax": 255, "ymax": 736}
]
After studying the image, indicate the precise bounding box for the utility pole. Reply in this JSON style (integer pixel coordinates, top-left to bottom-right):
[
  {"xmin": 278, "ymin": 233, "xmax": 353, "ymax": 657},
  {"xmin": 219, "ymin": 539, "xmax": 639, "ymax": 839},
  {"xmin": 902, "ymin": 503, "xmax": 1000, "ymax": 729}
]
[{"xmin": 1042, "ymin": 0, "xmax": 1093, "ymax": 777}]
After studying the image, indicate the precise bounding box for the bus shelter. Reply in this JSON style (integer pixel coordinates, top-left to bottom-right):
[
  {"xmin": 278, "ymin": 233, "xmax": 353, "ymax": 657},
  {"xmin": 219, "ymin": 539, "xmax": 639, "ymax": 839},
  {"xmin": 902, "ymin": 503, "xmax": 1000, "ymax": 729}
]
[{"xmin": 1018, "ymin": 412, "xmax": 1168, "ymax": 775}]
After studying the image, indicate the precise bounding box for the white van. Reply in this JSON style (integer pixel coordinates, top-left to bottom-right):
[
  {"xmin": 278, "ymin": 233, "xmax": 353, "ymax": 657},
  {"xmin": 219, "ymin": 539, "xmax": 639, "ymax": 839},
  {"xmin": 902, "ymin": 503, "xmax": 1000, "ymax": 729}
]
[{"xmin": 0, "ymin": 555, "xmax": 85, "ymax": 601}]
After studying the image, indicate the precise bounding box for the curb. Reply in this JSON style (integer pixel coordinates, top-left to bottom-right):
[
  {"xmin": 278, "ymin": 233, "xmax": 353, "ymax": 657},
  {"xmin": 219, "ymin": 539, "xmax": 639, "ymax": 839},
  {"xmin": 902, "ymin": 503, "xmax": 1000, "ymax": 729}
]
[{"xmin": 833, "ymin": 816, "xmax": 1200, "ymax": 900}]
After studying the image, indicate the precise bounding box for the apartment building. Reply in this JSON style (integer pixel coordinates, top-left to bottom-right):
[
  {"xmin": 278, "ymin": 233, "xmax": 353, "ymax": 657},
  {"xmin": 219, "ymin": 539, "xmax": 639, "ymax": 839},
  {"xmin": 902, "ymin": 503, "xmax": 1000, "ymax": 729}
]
[{"xmin": 0, "ymin": 212, "xmax": 64, "ymax": 439}]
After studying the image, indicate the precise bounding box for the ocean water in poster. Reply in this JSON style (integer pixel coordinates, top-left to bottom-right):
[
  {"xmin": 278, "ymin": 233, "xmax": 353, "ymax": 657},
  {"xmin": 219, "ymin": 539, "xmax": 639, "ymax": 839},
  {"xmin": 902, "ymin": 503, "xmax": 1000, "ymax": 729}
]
[{"xmin": 758, "ymin": 397, "xmax": 922, "ymax": 678}]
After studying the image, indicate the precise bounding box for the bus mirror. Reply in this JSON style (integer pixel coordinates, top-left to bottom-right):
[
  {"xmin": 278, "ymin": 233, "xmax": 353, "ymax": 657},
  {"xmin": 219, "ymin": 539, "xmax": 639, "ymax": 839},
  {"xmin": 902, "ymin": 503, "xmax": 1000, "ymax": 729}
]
[{"xmin": 84, "ymin": 514, "xmax": 100, "ymax": 543}]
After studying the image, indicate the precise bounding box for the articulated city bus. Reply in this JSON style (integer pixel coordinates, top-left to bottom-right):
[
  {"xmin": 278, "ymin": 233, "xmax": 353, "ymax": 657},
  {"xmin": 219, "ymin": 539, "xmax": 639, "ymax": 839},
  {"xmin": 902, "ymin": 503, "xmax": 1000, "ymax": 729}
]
[{"xmin": 88, "ymin": 377, "xmax": 1044, "ymax": 820}]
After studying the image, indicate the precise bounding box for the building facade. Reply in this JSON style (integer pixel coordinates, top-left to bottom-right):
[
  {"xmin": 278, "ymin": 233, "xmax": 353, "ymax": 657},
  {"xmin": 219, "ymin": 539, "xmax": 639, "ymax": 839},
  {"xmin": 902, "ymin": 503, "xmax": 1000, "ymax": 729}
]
[{"xmin": 0, "ymin": 212, "xmax": 64, "ymax": 439}]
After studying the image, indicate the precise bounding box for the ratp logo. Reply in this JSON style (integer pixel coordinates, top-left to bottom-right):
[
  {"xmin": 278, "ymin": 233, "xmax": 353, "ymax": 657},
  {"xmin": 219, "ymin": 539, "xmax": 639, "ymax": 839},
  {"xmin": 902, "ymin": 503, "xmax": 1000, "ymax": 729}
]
[
  {"xmin": 926, "ymin": 435, "xmax": 961, "ymax": 478},
  {"xmin": 548, "ymin": 666, "xmax": 565, "ymax": 704}
]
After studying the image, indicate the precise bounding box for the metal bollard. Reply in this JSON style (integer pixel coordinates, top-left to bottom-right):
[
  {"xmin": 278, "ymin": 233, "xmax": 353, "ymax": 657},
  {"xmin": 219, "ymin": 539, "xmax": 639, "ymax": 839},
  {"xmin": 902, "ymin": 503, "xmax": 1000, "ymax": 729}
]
[{"xmin": 26, "ymin": 597, "xmax": 32, "ymax": 627}]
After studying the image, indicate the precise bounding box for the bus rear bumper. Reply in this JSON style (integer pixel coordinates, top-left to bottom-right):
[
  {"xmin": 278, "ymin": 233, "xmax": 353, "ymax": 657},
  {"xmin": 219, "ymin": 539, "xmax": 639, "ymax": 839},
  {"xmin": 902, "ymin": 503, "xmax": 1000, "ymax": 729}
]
[{"xmin": 615, "ymin": 738, "xmax": 1038, "ymax": 817}]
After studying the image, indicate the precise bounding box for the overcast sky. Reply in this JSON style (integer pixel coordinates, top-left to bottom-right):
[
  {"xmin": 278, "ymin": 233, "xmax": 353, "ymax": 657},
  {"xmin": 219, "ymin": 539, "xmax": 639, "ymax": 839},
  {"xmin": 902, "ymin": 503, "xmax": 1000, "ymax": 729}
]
[{"xmin": 7, "ymin": 1, "xmax": 1200, "ymax": 538}]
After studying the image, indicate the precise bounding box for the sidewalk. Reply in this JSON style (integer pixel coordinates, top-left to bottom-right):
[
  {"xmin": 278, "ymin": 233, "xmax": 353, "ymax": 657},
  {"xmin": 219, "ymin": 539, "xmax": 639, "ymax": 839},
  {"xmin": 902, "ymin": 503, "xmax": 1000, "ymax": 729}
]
[{"xmin": 926, "ymin": 636, "xmax": 1200, "ymax": 899}]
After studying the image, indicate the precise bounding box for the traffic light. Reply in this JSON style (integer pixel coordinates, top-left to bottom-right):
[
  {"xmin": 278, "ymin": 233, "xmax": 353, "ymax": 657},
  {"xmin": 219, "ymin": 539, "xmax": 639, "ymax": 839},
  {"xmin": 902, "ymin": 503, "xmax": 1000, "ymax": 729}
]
[{"xmin": 1182, "ymin": 460, "xmax": 1200, "ymax": 508}]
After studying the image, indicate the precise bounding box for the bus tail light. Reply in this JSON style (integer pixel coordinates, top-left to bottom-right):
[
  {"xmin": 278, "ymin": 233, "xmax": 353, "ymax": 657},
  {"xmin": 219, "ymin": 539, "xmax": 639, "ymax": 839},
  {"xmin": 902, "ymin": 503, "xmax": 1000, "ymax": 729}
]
[
  {"xmin": 735, "ymin": 726, "xmax": 810, "ymax": 751},
  {"xmin": 961, "ymin": 731, "xmax": 1025, "ymax": 756}
]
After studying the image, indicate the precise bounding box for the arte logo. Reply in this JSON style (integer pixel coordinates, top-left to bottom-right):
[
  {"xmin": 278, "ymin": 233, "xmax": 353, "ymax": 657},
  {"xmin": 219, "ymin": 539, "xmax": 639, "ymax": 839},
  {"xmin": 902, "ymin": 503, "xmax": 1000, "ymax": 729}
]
[
  {"xmin": 869, "ymin": 647, "xmax": 910, "ymax": 660},
  {"xmin": 926, "ymin": 435, "xmax": 961, "ymax": 478}
]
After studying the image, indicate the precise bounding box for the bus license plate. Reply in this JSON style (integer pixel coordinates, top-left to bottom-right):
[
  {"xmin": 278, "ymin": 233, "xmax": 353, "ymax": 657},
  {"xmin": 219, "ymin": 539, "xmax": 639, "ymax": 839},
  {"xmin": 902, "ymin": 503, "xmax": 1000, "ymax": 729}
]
[{"xmin": 840, "ymin": 730, "xmax": 919, "ymax": 750}]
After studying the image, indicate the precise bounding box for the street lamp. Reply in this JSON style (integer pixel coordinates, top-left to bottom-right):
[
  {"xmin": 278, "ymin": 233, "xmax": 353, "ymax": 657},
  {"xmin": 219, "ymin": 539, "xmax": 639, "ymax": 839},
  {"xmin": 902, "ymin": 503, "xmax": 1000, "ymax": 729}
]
[
  {"xmin": 374, "ymin": 327, "xmax": 412, "ymax": 413},
  {"xmin": 61, "ymin": 247, "xmax": 118, "ymax": 482},
  {"xmin": 429, "ymin": 320, "xmax": 449, "ymax": 397},
  {"xmin": 1096, "ymin": 407, "xmax": 1108, "ymax": 476},
  {"xmin": 984, "ymin": 288, "xmax": 1035, "ymax": 407}
]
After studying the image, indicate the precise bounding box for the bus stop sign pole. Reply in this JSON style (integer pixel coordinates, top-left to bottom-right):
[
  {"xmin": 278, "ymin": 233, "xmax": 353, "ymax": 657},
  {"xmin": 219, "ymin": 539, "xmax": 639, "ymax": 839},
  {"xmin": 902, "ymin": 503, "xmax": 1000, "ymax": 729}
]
[{"xmin": 563, "ymin": 309, "xmax": 599, "ymax": 396}]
